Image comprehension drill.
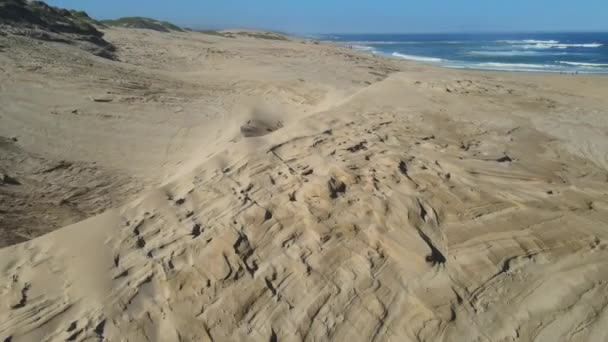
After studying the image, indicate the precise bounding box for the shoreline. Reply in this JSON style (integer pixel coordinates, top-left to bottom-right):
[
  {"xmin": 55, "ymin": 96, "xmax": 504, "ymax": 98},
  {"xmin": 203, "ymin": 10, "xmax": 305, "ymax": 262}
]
[
  {"xmin": 323, "ymin": 35, "xmax": 608, "ymax": 75},
  {"xmin": 328, "ymin": 40, "xmax": 608, "ymax": 78}
]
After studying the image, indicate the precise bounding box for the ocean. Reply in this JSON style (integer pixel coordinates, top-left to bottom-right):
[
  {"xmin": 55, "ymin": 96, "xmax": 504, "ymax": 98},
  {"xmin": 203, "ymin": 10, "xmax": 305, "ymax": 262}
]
[{"xmin": 318, "ymin": 32, "xmax": 608, "ymax": 74}]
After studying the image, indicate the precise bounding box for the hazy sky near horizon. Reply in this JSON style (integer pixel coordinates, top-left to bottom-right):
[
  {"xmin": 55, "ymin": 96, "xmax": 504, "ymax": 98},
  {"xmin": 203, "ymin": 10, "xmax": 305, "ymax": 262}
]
[{"xmin": 46, "ymin": 0, "xmax": 608, "ymax": 33}]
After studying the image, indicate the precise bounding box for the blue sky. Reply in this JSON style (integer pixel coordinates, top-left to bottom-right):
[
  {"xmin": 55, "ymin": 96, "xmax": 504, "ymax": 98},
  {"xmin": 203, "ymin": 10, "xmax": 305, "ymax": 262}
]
[{"xmin": 46, "ymin": 0, "xmax": 608, "ymax": 34}]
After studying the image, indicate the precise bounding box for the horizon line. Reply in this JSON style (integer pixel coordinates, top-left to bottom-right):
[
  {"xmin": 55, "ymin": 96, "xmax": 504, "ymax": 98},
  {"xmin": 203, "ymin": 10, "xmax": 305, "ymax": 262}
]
[{"xmin": 296, "ymin": 30, "xmax": 608, "ymax": 36}]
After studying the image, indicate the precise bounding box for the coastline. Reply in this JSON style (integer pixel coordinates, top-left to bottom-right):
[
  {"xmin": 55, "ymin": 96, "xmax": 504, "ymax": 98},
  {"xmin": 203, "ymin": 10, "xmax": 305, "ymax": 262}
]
[
  {"xmin": 323, "ymin": 33, "xmax": 608, "ymax": 75},
  {"xmin": 329, "ymin": 38, "xmax": 608, "ymax": 80}
]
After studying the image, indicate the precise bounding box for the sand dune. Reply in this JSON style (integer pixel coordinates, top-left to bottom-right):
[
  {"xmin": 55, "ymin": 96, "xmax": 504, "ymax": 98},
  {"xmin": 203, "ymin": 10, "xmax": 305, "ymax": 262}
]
[{"xmin": 1, "ymin": 26, "xmax": 608, "ymax": 342}]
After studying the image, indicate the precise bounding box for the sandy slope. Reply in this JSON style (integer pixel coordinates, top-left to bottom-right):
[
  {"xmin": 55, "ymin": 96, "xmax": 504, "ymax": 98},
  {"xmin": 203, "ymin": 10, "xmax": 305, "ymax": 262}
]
[{"xmin": 1, "ymin": 28, "xmax": 608, "ymax": 342}]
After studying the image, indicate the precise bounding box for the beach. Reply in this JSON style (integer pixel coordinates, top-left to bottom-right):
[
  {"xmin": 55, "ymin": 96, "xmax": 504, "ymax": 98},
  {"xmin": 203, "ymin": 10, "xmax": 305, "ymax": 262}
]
[{"xmin": 1, "ymin": 26, "xmax": 608, "ymax": 342}]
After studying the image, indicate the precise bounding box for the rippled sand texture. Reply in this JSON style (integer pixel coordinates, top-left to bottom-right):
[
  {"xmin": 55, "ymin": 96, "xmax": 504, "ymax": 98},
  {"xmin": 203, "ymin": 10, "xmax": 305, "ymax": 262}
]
[{"xmin": 1, "ymin": 27, "xmax": 608, "ymax": 342}]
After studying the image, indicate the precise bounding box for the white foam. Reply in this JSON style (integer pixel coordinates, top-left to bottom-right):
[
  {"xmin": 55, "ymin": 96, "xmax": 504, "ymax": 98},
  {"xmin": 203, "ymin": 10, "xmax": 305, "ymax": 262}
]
[
  {"xmin": 351, "ymin": 45, "xmax": 375, "ymax": 51},
  {"xmin": 476, "ymin": 62, "xmax": 555, "ymax": 69},
  {"xmin": 446, "ymin": 64, "xmax": 561, "ymax": 73},
  {"xmin": 352, "ymin": 40, "xmax": 464, "ymax": 45},
  {"xmin": 449, "ymin": 65, "xmax": 553, "ymax": 73},
  {"xmin": 350, "ymin": 41, "xmax": 405, "ymax": 45},
  {"xmin": 468, "ymin": 50, "xmax": 544, "ymax": 57},
  {"xmin": 443, "ymin": 59, "xmax": 608, "ymax": 74},
  {"xmin": 498, "ymin": 39, "xmax": 559, "ymax": 44},
  {"xmin": 561, "ymin": 43, "xmax": 601, "ymax": 48},
  {"xmin": 391, "ymin": 52, "xmax": 443, "ymax": 63},
  {"xmin": 522, "ymin": 39, "xmax": 560, "ymax": 44},
  {"xmin": 470, "ymin": 50, "xmax": 578, "ymax": 57},
  {"xmin": 497, "ymin": 39, "xmax": 603, "ymax": 49},
  {"xmin": 558, "ymin": 61, "xmax": 608, "ymax": 67},
  {"xmin": 523, "ymin": 43, "xmax": 602, "ymax": 49}
]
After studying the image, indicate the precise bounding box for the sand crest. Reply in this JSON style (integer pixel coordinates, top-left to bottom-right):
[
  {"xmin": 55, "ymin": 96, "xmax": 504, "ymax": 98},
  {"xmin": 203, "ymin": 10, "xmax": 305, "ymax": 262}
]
[{"xmin": 1, "ymin": 24, "xmax": 608, "ymax": 342}]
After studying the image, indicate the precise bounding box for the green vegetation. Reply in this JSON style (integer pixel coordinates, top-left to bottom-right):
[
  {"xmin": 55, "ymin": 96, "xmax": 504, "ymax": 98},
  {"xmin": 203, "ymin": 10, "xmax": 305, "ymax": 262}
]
[
  {"xmin": 0, "ymin": 0, "xmax": 115, "ymax": 59},
  {"xmin": 68, "ymin": 9, "xmax": 106, "ymax": 27},
  {"xmin": 231, "ymin": 31, "xmax": 288, "ymax": 41},
  {"xmin": 195, "ymin": 30, "xmax": 235, "ymax": 38},
  {"xmin": 0, "ymin": 0, "xmax": 104, "ymax": 36},
  {"xmin": 195, "ymin": 30, "xmax": 289, "ymax": 40},
  {"xmin": 100, "ymin": 17, "xmax": 184, "ymax": 33}
]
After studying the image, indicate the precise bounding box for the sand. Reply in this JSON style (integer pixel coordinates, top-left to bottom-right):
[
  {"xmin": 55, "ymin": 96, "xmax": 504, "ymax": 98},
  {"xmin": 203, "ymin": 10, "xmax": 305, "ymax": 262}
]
[{"xmin": 1, "ymin": 27, "xmax": 608, "ymax": 342}]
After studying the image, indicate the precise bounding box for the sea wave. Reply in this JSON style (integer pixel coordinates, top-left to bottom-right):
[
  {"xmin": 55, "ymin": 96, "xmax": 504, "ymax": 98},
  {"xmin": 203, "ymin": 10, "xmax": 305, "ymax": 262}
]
[
  {"xmin": 446, "ymin": 61, "xmax": 608, "ymax": 74},
  {"xmin": 476, "ymin": 62, "xmax": 555, "ymax": 69},
  {"xmin": 522, "ymin": 39, "xmax": 559, "ymax": 44},
  {"xmin": 468, "ymin": 50, "xmax": 545, "ymax": 56},
  {"xmin": 347, "ymin": 40, "xmax": 465, "ymax": 45},
  {"xmin": 448, "ymin": 65, "xmax": 555, "ymax": 73},
  {"xmin": 528, "ymin": 43, "xmax": 602, "ymax": 49},
  {"xmin": 445, "ymin": 63, "xmax": 561, "ymax": 73},
  {"xmin": 391, "ymin": 52, "xmax": 443, "ymax": 62},
  {"xmin": 497, "ymin": 39, "xmax": 559, "ymax": 44},
  {"xmin": 351, "ymin": 45, "xmax": 376, "ymax": 51},
  {"xmin": 558, "ymin": 61, "xmax": 608, "ymax": 67},
  {"xmin": 497, "ymin": 39, "xmax": 603, "ymax": 49},
  {"xmin": 349, "ymin": 41, "xmax": 406, "ymax": 45}
]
